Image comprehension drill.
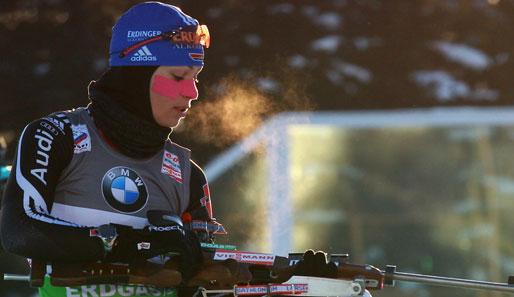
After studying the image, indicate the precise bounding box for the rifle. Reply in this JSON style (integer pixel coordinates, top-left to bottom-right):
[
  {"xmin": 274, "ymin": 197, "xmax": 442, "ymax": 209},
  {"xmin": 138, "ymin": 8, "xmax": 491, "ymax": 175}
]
[{"xmin": 5, "ymin": 245, "xmax": 514, "ymax": 296}]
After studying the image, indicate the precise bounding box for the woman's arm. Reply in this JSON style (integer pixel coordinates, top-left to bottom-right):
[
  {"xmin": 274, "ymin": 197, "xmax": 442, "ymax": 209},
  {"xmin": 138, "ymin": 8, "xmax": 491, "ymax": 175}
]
[
  {"xmin": 185, "ymin": 160, "xmax": 213, "ymax": 221},
  {"xmin": 0, "ymin": 114, "xmax": 104, "ymax": 262}
]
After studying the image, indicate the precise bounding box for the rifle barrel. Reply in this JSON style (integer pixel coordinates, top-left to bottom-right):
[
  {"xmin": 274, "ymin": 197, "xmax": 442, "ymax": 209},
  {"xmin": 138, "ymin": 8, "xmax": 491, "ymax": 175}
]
[
  {"xmin": 384, "ymin": 266, "xmax": 514, "ymax": 294},
  {"xmin": 3, "ymin": 274, "xmax": 30, "ymax": 282}
]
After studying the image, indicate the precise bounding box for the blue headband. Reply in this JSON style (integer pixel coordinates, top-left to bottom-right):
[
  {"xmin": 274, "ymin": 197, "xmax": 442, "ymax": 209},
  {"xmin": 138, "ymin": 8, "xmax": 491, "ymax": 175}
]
[{"xmin": 109, "ymin": 2, "xmax": 204, "ymax": 67}]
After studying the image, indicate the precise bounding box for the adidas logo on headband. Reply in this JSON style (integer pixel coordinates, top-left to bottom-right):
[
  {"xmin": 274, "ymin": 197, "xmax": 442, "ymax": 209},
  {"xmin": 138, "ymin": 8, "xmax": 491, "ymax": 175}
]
[
  {"xmin": 109, "ymin": 2, "xmax": 205, "ymax": 66},
  {"xmin": 131, "ymin": 46, "xmax": 157, "ymax": 62}
]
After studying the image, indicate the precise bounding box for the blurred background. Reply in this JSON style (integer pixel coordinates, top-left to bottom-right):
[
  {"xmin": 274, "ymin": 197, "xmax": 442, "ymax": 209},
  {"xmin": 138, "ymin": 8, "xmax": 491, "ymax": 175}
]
[{"xmin": 1, "ymin": 0, "xmax": 514, "ymax": 296}]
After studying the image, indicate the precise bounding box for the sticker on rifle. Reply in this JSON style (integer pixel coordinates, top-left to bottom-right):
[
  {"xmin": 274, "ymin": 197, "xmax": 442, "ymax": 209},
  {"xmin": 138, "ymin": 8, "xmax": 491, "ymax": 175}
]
[
  {"xmin": 161, "ymin": 151, "xmax": 182, "ymax": 183},
  {"xmin": 213, "ymin": 250, "xmax": 276, "ymax": 265},
  {"xmin": 235, "ymin": 285, "xmax": 268, "ymax": 296},
  {"xmin": 270, "ymin": 284, "xmax": 308, "ymax": 295},
  {"xmin": 200, "ymin": 242, "xmax": 237, "ymax": 250},
  {"xmin": 235, "ymin": 284, "xmax": 308, "ymax": 296},
  {"xmin": 137, "ymin": 242, "xmax": 151, "ymax": 250}
]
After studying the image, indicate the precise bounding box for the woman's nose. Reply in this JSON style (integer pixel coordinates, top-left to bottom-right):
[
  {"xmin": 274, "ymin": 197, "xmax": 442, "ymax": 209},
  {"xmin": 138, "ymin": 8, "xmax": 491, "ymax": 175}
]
[{"xmin": 180, "ymin": 80, "xmax": 198, "ymax": 99}]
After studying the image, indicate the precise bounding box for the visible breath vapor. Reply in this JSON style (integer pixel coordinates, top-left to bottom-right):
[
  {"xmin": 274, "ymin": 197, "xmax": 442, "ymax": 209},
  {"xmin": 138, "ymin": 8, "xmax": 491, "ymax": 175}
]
[
  {"xmin": 186, "ymin": 79, "xmax": 271, "ymax": 146},
  {"xmin": 185, "ymin": 72, "xmax": 313, "ymax": 147}
]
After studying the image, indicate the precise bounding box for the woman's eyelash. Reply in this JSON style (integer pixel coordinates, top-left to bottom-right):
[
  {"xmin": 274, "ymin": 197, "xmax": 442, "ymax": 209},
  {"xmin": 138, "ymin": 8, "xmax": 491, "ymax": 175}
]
[{"xmin": 171, "ymin": 74, "xmax": 198, "ymax": 83}]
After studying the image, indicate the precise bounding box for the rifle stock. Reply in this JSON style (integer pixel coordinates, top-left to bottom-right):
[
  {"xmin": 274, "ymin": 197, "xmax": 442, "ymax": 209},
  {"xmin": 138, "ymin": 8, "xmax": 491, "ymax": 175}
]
[
  {"xmin": 27, "ymin": 250, "xmax": 384, "ymax": 290},
  {"xmin": 29, "ymin": 259, "xmax": 183, "ymax": 288}
]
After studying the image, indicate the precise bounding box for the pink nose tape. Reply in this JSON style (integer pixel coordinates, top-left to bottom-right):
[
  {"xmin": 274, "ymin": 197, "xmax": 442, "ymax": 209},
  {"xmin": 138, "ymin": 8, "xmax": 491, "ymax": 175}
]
[{"xmin": 151, "ymin": 74, "xmax": 198, "ymax": 100}]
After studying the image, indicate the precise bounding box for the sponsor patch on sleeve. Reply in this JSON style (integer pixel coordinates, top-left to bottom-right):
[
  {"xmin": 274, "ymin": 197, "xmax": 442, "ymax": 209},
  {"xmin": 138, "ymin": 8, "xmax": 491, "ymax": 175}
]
[
  {"xmin": 161, "ymin": 150, "xmax": 182, "ymax": 183},
  {"xmin": 201, "ymin": 184, "xmax": 213, "ymax": 218},
  {"xmin": 71, "ymin": 124, "xmax": 91, "ymax": 154}
]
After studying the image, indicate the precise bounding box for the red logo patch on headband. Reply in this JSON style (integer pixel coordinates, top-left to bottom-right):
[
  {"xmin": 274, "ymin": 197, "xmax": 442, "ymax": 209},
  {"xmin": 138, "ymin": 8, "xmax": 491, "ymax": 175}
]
[{"xmin": 189, "ymin": 53, "xmax": 204, "ymax": 61}]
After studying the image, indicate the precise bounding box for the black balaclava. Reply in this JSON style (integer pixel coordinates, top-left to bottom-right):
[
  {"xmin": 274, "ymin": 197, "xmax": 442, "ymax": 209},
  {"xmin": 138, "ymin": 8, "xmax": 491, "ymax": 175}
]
[{"xmin": 88, "ymin": 66, "xmax": 172, "ymax": 159}]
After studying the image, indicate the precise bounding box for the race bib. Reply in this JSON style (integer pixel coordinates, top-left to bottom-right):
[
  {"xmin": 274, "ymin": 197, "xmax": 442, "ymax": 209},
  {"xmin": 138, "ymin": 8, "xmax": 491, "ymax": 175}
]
[{"xmin": 38, "ymin": 276, "xmax": 178, "ymax": 297}]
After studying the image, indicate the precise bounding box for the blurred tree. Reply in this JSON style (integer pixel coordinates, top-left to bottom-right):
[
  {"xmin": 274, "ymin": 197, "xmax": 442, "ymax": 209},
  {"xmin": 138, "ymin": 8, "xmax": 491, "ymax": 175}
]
[
  {"xmin": 0, "ymin": 0, "xmax": 512, "ymax": 162},
  {"xmin": 0, "ymin": 1, "xmax": 513, "ymax": 296}
]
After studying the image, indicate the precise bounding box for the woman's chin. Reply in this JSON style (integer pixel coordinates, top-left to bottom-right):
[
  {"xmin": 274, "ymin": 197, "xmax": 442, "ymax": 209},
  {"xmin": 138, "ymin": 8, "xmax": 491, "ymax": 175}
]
[
  {"xmin": 154, "ymin": 116, "xmax": 182, "ymax": 128},
  {"xmin": 168, "ymin": 117, "xmax": 183, "ymax": 128},
  {"xmin": 172, "ymin": 118, "xmax": 183, "ymax": 128}
]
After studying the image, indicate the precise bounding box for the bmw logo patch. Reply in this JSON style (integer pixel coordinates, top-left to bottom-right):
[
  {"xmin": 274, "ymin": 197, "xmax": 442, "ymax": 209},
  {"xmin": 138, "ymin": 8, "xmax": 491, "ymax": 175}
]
[{"xmin": 102, "ymin": 167, "xmax": 148, "ymax": 213}]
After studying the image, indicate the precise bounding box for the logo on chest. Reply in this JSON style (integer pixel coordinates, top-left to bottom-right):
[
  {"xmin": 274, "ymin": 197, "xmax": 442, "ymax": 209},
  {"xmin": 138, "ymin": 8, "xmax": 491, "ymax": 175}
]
[
  {"xmin": 161, "ymin": 150, "xmax": 183, "ymax": 183},
  {"xmin": 101, "ymin": 167, "xmax": 148, "ymax": 213},
  {"xmin": 71, "ymin": 124, "xmax": 91, "ymax": 154}
]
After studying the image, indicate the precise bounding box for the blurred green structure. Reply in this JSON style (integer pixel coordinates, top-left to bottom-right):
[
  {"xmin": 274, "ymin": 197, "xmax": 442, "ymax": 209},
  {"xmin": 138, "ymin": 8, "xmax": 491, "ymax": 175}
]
[{"xmin": 208, "ymin": 107, "xmax": 514, "ymax": 297}]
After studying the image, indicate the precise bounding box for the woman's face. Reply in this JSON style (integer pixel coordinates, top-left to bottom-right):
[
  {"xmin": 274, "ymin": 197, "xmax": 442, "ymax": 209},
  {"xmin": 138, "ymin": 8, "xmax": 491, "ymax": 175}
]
[{"xmin": 149, "ymin": 65, "xmax": 203, "ymax": 128}]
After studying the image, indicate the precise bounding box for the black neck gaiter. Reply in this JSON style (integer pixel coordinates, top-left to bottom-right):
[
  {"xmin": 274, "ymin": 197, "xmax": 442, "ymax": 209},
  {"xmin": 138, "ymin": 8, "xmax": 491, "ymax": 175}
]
[{"xmin": 88, "ymin": 66, "xmax": 172, "ymax": 159}]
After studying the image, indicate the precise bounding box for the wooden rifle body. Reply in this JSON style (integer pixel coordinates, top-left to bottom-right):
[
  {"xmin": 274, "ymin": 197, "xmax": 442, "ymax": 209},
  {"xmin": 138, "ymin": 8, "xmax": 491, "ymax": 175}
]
[{"xmin": 20, "ymin": 250, "xmax": 384, "ymax": 290}]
